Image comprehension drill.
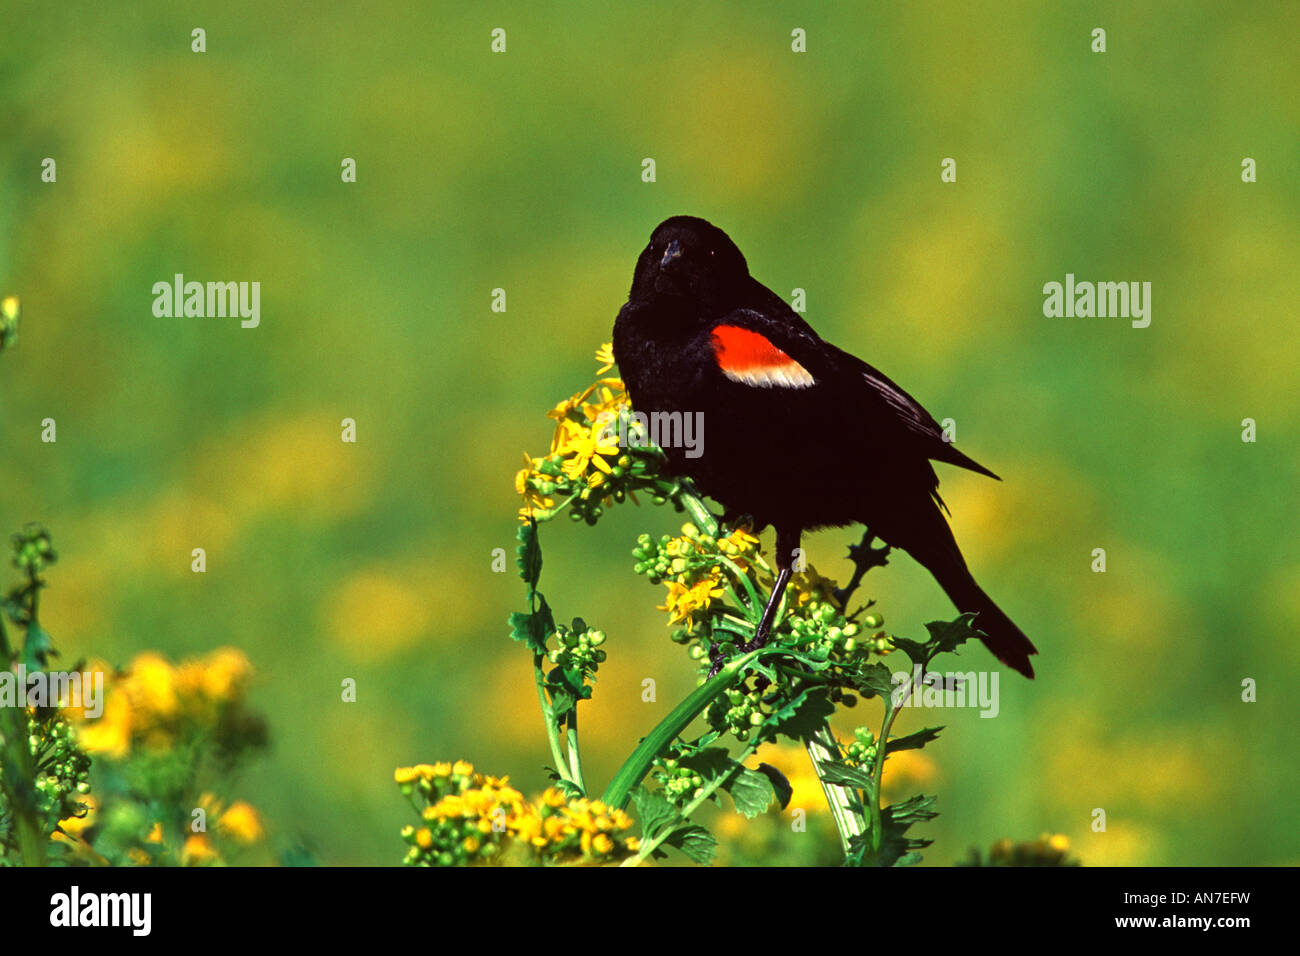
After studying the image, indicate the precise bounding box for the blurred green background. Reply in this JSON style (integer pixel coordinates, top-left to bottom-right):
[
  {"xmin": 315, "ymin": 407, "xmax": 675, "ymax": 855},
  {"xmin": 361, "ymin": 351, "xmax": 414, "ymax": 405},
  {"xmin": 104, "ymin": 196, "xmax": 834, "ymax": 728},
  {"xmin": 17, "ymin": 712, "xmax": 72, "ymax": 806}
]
[{"xmin": 2, "ymin": 1, "xmax": 1298, "ymax": 865}]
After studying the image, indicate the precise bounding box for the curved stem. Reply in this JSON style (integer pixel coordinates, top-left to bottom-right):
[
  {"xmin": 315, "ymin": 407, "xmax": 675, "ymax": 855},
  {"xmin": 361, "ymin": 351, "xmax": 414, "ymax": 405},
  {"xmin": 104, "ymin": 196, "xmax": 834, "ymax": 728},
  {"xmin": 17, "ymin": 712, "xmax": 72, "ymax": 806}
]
[
  {"xmin": 533, "ymin": 653, "xmax": 571, "ymax": 785},
  {"xmin": 601, "ymin": 647, "xmax": 763, "ymax": 810},
  {"xmin": 622, "ymin": 732, "xmax": 765, "ymax": 866}
]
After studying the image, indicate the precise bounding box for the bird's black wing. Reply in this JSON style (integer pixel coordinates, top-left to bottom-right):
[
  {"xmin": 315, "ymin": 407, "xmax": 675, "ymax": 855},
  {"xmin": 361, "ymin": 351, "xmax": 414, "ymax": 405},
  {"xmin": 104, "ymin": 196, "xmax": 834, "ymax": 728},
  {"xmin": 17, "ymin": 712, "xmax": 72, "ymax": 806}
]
[{"xmin": 722, "ymin": 299, "xmax": 1001, "ymax": 480}]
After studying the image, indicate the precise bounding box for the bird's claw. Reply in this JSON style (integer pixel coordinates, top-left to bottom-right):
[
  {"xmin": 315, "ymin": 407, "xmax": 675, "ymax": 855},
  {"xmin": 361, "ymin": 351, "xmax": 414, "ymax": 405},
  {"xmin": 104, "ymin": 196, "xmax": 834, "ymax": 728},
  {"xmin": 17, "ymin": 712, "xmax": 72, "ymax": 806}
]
[{"xmin": 705, "ymin": 623, "xmax": 773, "ymax": 678}]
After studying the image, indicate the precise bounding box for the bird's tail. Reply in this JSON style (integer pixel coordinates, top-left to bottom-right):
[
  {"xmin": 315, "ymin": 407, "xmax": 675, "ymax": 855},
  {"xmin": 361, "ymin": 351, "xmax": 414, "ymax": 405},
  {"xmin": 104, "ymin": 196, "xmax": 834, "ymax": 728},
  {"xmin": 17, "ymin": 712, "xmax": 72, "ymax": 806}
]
[
  {"xmin": 933, "ymin": 564, "xmax": 1038, "ymax": 678},
  {"xmin": 876, "ymin": 491, "xmax": 1039, "ymax": 678}
]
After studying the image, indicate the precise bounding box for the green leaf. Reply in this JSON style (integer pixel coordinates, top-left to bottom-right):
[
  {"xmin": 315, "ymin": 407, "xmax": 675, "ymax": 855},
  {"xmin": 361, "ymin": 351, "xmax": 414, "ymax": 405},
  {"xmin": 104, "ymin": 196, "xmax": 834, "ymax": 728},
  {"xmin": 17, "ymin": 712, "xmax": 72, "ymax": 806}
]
[
  {"xmin": 543, "ymin": 769, "xmax": 584, "ymax": 799},
  {"xmin": 924, "ymin": 613, "xmax": 980, "ymax": 657},
  {"xmin": 889, "ymin": 636, "xmax": 930, "ymax": 669},
  {"xmin": 852, "ymin": 661, "xmax": 897, "ymax": 699},
  {"xmin": 816, "ymin": 760, "xmax": 875, "ymax": 791},
  {"xmin": 885, "ymin": 726, "xmax": 944, "ymax": 755},
  {"xmin": 19, "ymin": 624, "xmax": 55, "ymax": 671},
  {"xmin": 630, "ymin": 785, "xmax": 680, "ymax": 841},
  {"xmin": 507, "ymin": 592, "xmax": 554, "ymax": 655},
  {"xmin": 884, "ymin": 793, "xmax": 940, "ymax": 825},
  {"xmin": 876, "ymin": 794, "xmax": 940, "ymax": 867},
  {"xmin": 891, "ymin": 613, "xmax": 980, "ymax": 669},
  {"xmin": 677, "ymin": 747, "xmax": 771, "ymax": 819},
  {"xmin": 663, "ymin": 823, "xmax": 717, "ymax": 865},
  {"xmin": 515, "ymin": 519, "xmax": 542, "ymax": 590},
  {"xmin": 725, "ymin": 764, "xmax": 774, "ymax": 819},
  {"xmin": 756, "ymin": 762, "xmax": 793, "ymax": 810},
  {"xmin": 766, "ymin": 687, "xmax": 835, "ymax": 741},
  {"xmin": 844, "ymin": 833, "xmax": 871, "ymax": 867}
]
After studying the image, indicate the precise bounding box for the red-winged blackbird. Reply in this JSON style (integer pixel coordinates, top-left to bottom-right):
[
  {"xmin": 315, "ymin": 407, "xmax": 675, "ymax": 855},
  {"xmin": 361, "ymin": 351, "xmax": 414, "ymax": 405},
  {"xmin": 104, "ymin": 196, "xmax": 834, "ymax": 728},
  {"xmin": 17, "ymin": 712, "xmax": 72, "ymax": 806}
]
[{"xmin": 612, "ymin": 215, "xmax": 1038, "ymax": 677}]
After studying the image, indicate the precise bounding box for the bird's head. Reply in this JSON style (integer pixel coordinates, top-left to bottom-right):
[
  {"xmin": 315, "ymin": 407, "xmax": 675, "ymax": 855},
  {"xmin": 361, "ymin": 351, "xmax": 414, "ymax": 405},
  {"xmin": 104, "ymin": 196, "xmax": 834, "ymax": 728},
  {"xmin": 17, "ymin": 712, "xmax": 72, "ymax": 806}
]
[{"xmin": 629, "ymin": 215, "xmax": 750, "ymax": 306}]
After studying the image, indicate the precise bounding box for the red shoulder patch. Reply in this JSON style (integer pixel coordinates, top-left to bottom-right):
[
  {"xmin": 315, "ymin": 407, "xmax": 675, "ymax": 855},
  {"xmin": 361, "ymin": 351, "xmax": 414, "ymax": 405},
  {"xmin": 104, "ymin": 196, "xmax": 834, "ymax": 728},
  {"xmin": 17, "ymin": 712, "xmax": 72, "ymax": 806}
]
[{"xmin": 710, "ymin": 325, "xmax": 815, "ymax": 389}]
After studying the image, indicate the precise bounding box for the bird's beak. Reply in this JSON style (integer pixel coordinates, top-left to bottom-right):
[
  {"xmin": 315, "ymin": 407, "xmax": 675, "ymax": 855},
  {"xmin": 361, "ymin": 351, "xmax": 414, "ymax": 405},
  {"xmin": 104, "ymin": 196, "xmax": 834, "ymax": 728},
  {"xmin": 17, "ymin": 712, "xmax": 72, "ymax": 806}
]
[{"xmin": 659, "ymin": 239, "xmax": 683, "ymax": 270}]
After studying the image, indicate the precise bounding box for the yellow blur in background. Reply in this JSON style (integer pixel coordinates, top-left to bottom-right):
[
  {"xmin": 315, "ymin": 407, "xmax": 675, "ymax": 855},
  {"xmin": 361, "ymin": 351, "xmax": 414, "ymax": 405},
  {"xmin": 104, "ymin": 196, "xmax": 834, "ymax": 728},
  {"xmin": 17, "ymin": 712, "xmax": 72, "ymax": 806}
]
[{"xmin": 2, "ymin": 1, "xmax": 1297, "ymax": 864}]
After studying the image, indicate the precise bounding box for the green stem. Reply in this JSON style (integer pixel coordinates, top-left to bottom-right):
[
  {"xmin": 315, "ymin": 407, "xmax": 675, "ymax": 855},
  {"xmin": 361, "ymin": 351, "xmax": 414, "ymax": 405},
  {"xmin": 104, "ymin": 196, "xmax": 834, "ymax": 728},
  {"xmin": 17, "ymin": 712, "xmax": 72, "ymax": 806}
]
[
  {"xmin": 805, "ymin": 722, "xmax": 866, "ymax": 856},
  {"xmin": 601, "ymin": 647, "xmax": 762, "ymax": 810},
  {"xmin": 622, "ymin": 732, "xmax": 765, "ymax": 866},
  {"xmin": 0, "ymin": 616, "xmax": 46, "ymax": 865},
  {"xmin": 679, "ymin": 487, "xmax": 720, "ymax": 537},
  {"xmin": 866, "ymin": 672, "xmax": 916, "ymax": 862},
  {"xmin": 566, "ymin": 712, "xmax": 586, "ymax": 794},
  {"xmin": 533, "ymin": 653, "xmax": 572, "ymax": 785}
]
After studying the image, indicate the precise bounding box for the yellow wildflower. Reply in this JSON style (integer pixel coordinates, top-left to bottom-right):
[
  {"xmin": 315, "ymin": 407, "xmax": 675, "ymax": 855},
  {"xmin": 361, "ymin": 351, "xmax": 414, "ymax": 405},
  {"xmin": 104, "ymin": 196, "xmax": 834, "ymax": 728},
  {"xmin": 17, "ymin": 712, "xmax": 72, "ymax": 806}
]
[
  {"xmin": 127, "ymin": 653, "xmax": 179, "ymax": 720},
  {"xmin": 660, "ymin": 569, "xmax": 726, "ymax": 627},
  {"xmin": 218, "ymin": 801, "xmax": 265, "ymax": 844},
  {"xmin": 77, "ymin": 690, "xmax": 131, "ymax": 758},
  {"xmin": 182, "ymin": 834, "xmax": 219, "ymax": 865}
]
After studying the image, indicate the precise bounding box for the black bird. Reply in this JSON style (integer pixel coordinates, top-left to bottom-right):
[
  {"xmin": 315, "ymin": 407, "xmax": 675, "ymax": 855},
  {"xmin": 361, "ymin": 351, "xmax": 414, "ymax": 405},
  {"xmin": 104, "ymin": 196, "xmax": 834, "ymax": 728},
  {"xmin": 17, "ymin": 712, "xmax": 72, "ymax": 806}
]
[{"xmin": 612, "ymin": 215, "xmax": 1038, "ymax": 677}]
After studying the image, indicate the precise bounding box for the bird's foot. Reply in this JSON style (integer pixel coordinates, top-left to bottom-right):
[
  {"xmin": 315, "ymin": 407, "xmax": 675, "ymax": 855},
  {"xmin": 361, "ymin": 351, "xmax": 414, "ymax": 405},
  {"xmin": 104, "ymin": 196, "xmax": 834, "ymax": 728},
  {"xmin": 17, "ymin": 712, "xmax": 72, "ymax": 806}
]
[
  {"xmin": 705, "ymin": 639, "xmax": 730, "ymax": 678},
  {"xmin": 707, "ymin": 622, "xmax": 774, "ymax": 678}
]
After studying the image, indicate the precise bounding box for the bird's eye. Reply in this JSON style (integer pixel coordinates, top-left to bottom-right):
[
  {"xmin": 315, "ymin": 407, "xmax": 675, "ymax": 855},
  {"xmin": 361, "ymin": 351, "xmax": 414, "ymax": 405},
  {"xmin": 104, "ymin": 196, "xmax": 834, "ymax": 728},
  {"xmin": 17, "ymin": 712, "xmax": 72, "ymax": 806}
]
[{"xmin": 708, "ymin": 249, "xmax": 715, "ymax": 257}]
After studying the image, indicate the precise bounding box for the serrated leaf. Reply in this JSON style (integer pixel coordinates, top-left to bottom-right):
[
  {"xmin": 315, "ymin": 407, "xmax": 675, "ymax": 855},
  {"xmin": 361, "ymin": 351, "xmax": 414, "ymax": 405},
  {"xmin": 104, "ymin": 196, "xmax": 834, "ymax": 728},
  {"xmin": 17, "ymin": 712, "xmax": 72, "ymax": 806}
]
[
  {"xmin": 816, "ymin": 760, "xmax": 875, "ymax": 791},
  {"xmin": 630, "ymin": 786, "xmax": 680, "ymax": 841},
  {"xmin": 853, "ymin": 661, "xmax": 898, "ymax": 699},
  {"xmin": 663, "ymin": 823, "xmax": 717, "ymax": 865},
  {"xmin": 889, "ymin": 636, "xmax": 930, "ymax": 669},
  {"xmin": 724, "ymin": 764, "xmax": 773, "ymax": 819},
  {"xmin": 756, "ymin": 762, "xmax": 793, "ymax": 810},
  {"xmin": 548, "ymin": 685, "xmax": 577, "ymax": 720},
  {"xmin": 677, "ymin": 748, "xmax": 771, "ymax": 819},
  {"xmin": 767, "ymin": 688, "xmax": 835, "ymax": 741},
  {"xmin": 507, "ymin": 592, "xmax": 554, "ymax": 655},
  {"xmin": 515, "ymin": 519, "xmax": 542, "ymax": 589},
  {"xmin": 885, "ymin": 793, "xmax": 940, "ymax": 825},
  {"xmin": 679, "ymin": 747, "xmax": 733, "ymax": 780},
  {"xmin": 923, "ymin": 613, "xmax": 980, "ymax": 656},
  {"xmin": 885, "ymin": 726, "xmax": 944, "ymax": 755}
]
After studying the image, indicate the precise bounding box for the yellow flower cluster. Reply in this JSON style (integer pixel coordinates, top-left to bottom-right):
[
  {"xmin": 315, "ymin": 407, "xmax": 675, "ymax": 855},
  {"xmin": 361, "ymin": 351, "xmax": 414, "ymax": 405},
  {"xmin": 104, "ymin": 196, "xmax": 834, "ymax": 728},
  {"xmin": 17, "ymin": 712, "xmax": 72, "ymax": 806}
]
[
  {"xmin": 72, "ymin": 648, "xmax": 255, "ymax": 758},
  {"xmin": 53, "ymin": 791, "xmax": 266, "ymax": 866},
  {"xmin": 648, "ymin": 525, "xmax": 768, "ymax": 632},
  {"xmin": 518, "ymin": 788, "xmax": 639, "ymax": 864},
  {"xmin": 788, "ymin": 565, "xmax": 843, "ymax": 611},
  {"xmin": 515, "ymin": 344, "xmax": 629, "ymax": 522},
  {"xmin": 396, "ymin": 760, "xmax": 638, "ymax": 866}
]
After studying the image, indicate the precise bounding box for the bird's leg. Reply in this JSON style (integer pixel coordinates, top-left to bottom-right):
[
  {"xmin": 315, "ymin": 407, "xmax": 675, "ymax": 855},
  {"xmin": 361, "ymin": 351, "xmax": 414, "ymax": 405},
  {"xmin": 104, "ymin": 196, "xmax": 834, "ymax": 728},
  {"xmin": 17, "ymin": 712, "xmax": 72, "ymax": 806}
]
[
  {"xmin": 706, "ymin": 528, "xmax": 799, "ymax": 678},
  {"xmin": 832, "ymin": 527, "xmax": 891, "ymax": 609},
  {"xmin": 741, "ymin": 527, "xmax": 799, "ymax": 652}
]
